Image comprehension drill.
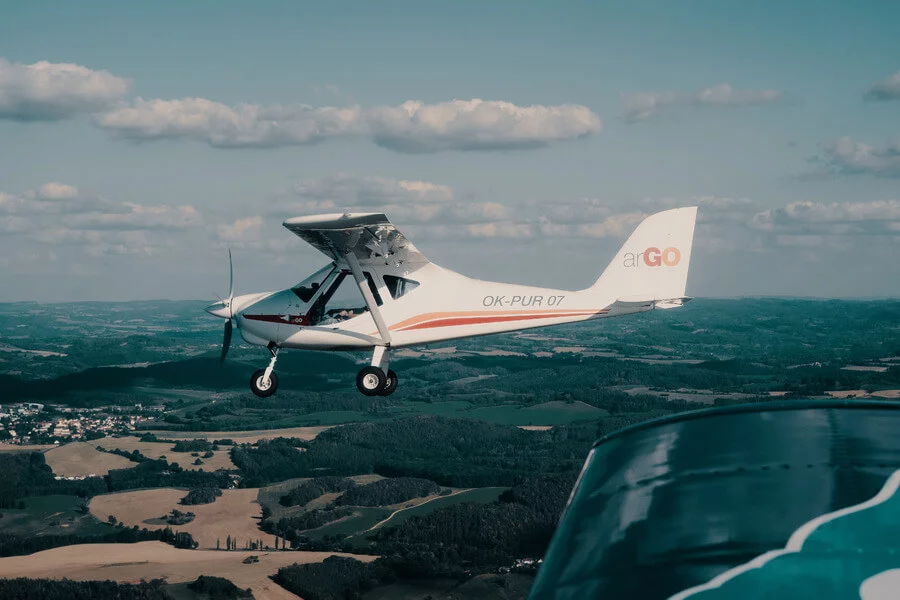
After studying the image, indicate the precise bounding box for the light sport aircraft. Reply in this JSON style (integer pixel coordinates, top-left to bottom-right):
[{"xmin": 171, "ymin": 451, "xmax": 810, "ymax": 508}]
[{"xmin": 205, "ymin": 206, "xmax": 698, "ymax": 397}]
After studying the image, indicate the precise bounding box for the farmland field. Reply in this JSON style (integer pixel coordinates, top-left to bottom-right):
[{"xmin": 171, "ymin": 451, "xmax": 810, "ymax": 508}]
[
  {"xmin": 143, "ymin": 426, "xmax": 333, "ymax": 443},
  {"xmin": 89, "ymin": 488, "xmax": 263, "ymax": 549},
  {"xmin": 44, "ymin": 441, "xmax": 133, "ymax": 476},
  {"xmin": 0, "ymin": 541, "xmax": 377, "ymax": 600},
  {"xmin": 94, "ymin": 435, "xmax": 235, "ymax": 471}
]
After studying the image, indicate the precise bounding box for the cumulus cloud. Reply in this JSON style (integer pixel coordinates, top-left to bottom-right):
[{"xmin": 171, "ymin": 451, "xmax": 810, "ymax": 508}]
[
  {"xmin": 864, "ymin": 71, "xmax": 900, "ymax": 101},
  {"xmin": 0, "ymin": 58, "xmax": 129, "ymax": 121},
  {"xmin": 0, "ymin": 182, "xmax": 205, "ymax": 256},
  {"xmin": 622, "ymin": 83, "xmax": 782, "ymax": 122},
  {"xmin": 751, "ymin": 200, "xmax": 900, "ymax": 237},
  {"xmin": 213, "ymin": 216, "xmax": 263, "ymax": 243},
  {"xmin": 281, "ymin": 174, "xmax": 508, "ymax": 226},
  {"xmin": 535, "ymin": 196, "xmax": 743, "ymax": 239},
  {"xmin": 291, "ymin": 174, "xmax": 454, "ymax": 206},
  {"xmin": 69, "ymin": 203, "xmax": 203, "ymax": 231},
  {"xmin": 366, "ymin": 99, "xmax": 601, "ymax": 153},
  {"xmin": 33, "ymin": 182, "xmax": 79, "ymax": 200},
  {"xmin": 814, "ymin": 137, "xmax": 900, "ymax": 178},
  {"xmin": 95, "ymin": 97, "xmax": 601, "ymax": 152},
  {"xmin": 95, "ymin": 97, "xmax": 363, "ymax": 148},
  {"xmin": 33, "ymin": 228, "xmax": 156, "ymax": 256}
]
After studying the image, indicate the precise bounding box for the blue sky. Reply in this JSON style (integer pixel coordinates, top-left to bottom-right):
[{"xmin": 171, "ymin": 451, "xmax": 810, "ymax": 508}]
[{"xmin": 1, "ymin": 0, "xmax": 898, "ymax": 301}]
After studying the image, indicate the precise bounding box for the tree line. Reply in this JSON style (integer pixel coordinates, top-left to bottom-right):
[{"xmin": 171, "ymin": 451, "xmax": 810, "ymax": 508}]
[
  {"xmin": 335, "ymin": 477, "xmax": 440, "ymax": 507},
  {"xmin": 231, "ymin": 416, "xmax": 598, "ymax": 488},
  {"xmin": 279, "ymin": 476, "xmax": 356, "ymax": 507},
  {"xmin": 0, "ymin": 526, "xmax": 197, "ymax": 557}
]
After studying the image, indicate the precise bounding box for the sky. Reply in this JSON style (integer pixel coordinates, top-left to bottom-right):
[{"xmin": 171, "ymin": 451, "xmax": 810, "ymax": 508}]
[{"xmin": 1, "ymin": 0, "xmax": 898, "ymax": 302}]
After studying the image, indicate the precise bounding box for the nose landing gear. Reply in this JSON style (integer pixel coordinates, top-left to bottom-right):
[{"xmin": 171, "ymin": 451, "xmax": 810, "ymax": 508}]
[{"xmin": 250, "ymin": 344, "xmax": 280, "ymax": 397}]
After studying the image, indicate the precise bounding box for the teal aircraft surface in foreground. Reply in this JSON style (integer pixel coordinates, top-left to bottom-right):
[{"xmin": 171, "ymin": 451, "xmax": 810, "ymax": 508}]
[{"xmin": 530, "ymin": 401, "xmax": 900, "ymax": 600}]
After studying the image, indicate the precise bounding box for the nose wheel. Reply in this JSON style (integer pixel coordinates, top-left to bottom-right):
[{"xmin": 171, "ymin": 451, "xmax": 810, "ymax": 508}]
[
  {"xmin": 250, "ymin": 345, "xmax": 280, "ymax": 397},
  {"xmin": 251, "ymin": 369, "xmax": 279, "ymax": 397}
]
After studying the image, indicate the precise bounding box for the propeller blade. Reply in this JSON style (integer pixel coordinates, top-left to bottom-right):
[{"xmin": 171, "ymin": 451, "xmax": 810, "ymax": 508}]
[
  {"xmin": 227, "ymin": 248, "xmax": 234, "ymax": 318},
  {"xmin": 221, "ymin": 319, "xmax": 233, "ymax": 362}
]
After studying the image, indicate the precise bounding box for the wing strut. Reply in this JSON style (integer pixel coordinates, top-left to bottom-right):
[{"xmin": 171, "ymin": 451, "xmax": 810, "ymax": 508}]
[{"xmin": 344, "ymin": 252, "xmax": 392, "ymax": 346}]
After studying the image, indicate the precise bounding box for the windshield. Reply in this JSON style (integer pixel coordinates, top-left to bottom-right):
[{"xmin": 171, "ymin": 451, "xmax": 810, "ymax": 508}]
[{"xmin": 291, "ymin": 264, "xmax": 334, "ymax": 303}]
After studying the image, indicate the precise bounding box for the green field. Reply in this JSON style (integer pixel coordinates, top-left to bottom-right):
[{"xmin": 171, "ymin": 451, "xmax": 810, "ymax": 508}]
[
  {"xmin": 0, "ymin": 495, "xmax": 110, "ymax": 536},
  {"xmin": 303, "ymin": 506, "xmax": 392, "ymax": 540},
  {"xmin": 389, "ymin": 399, "xmax": 608, "ymax": 426},
  {"xmin": 382, "ymin": 487, "xmax": 507, "ymax": 527},
  {"xmin": 344, "ymin": 487, "xmax": 509, "ymax": 547}
]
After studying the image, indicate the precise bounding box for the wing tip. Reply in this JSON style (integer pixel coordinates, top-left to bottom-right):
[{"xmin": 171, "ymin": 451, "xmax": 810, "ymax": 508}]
[{"xmin": 283, "ymin": 212, "xmax": 388, "ymax": 230}]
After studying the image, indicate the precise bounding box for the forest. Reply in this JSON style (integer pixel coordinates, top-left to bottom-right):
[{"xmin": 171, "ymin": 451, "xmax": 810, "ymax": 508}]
[
  {"xmin": 274, "ymin": 556, "xmax": 394, "ymax": 600},
  {"xmin": 105, "ymin": 458, "xmax": 231, "ymax": 491},
  {"xmin": 0, "ymin": 578, "xmax": 169, "ymax": 600},
  {"xmin": 278, "ymin": 476, "xmax": 357, "ymax": 507},
  {"xmin": 0, "ymin": 453, "xmax": 106, "ymax": 509},
  {"xmin": 334, "ymin": 477, "xmax": 441, "ymax": 507},
  {"xmin": 0, "ymin": 526, "xmax": 197, "ymax": 557},
  {"xmin": 232, "ymin": 416, "xmax": 604, "ymax": 487},
  {"xmin": 186, "ymin": 575, "xmax": 254, "ymax": 599},
  {"xmin": 261, "ymin": 507, "xmax": 354, "ymax": 542},
  {"xmin": 180, "ymin": 487, "xmax": 223, "ymax": 505}
]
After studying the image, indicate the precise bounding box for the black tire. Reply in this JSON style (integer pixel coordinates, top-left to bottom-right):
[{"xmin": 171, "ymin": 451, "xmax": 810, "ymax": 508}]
[
  {"xmin": 250, "ymin": 369, "xmax": 279, "ymax": 397},
  {"xmin": 379, "ymin": 370, "xmax": 398, "ymax": 396},
  {"xmin": 356, "ymin": 366, "xmax": 386, "ymax": 396}
]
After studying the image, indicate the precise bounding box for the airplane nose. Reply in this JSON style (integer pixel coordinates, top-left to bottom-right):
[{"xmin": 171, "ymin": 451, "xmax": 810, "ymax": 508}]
[{"xmin": 205, "ymin": 301, "xmax": 230, "ymax": 319}]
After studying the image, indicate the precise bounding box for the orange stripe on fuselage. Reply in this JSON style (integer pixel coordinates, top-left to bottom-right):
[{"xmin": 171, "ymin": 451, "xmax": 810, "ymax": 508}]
[{"xmin": 384, "ymin": 309, "xmax": 608, "ymax": 333}]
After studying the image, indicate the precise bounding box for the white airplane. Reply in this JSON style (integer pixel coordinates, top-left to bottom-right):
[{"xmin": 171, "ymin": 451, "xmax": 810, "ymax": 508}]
[{"xmin": 206, "ymin": 207, "xmax": 698, "ymax": 397}]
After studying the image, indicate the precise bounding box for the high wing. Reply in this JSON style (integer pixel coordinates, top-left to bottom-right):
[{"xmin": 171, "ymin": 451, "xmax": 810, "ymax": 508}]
[{"xmin": 283, "ymin": 212, "xmax": 430, "ymax": 269}]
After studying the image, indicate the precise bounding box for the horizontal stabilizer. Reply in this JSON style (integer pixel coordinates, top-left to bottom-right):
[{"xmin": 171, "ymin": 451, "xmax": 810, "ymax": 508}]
[{"xmin": 613, "ymin": 296, "xmax": 693, "ymax": 310}]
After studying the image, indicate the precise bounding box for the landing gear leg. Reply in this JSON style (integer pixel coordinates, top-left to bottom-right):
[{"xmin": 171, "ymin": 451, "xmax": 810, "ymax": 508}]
[
  {"xmin": 250, "ymin": 344, "xmax": 280, "ymax": 397},
  {"xmin": 357, "ymin": 346, "xmax": 397, "ymax": 396}
]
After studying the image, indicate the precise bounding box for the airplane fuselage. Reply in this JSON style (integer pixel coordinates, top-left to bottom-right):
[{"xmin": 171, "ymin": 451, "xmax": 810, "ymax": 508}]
[{"xmin": 230, "ymin": 263, "xmax": 651, "ymax": 351}]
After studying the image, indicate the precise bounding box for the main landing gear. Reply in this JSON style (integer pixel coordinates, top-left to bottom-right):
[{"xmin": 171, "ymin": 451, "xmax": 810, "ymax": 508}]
[
  {"xmin": 250, "ymin": 344, "xmax": 279, "ymax": 398},
  {"xmin": 249, "ymin": 344, "xmax": 399, "ymax": 397},
  {"xmin": 356, "ymin": 346, "xmax": 398, "ymax": 397}
]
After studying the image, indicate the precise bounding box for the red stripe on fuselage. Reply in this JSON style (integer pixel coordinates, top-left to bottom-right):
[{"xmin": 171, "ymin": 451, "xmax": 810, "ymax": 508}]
[
  {"xmin": 243, "ymin": 314, "xmax": 309, "ymax": 326},
  {"xmin": 397, "ymin": 310, "xmax": 606, "ymax": 331}
]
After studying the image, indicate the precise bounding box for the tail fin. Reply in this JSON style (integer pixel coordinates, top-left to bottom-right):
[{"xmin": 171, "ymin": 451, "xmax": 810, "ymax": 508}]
[{"xmin": 590, "ymin": 206, "xmax": 698, "ymax": 304}]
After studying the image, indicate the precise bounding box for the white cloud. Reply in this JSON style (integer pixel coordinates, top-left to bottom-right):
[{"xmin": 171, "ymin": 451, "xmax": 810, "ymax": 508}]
[
  {"xmin": 69, "ymin": 203, "xmax": 203, "ymax": 230},
  {"xmin": 33, "ymin": 228, "xmax": 155, "ymax": 256},
  {"xmin": 366, "ymin": 99, "xmax": 601, "ymax": 153},
  {"xmin": 95, "ymin": 97, "xmax": 363, "ymax": 148},
  {"xmin": 864, "ymin": 71, "xmax": 900, "ymax": 101},
  {"xmin": 462, "ymin": 221, "xmax": 534, "ymax": 238},
  {"xmin": 1, "ymin": 182, "xmax": 205, "ymax": 257},
  {"xmin": 214, "ymin": 216, "xmax": 263, "ymax": 243},
  {"xmin": 0, "ymin": 58, "xmax": 129, "ymax": 121},
  {"xmin": 291, "ymin": 174, "xmax": 454, "ymax": 206},
  {"xmin": 814, "ymin": 137, "xmax": 900, "ymax": 178},
  {"xmin": 622, "ymin": 83, "xmax": 782, "ymax": 122},
  {"xmin": 95, "ymin": 97, "xmax": 601, "ymax": 152},
  {"xmin": 751, "ymin": 200, "xmax": 900, "ymax": 237},
  {"xmin": 34, "ymin": 182, "xmax": 79, "ymax": 200},
  {"xmin": 282, "ymin": 174, "xmax": 504, "ymax": 226}
]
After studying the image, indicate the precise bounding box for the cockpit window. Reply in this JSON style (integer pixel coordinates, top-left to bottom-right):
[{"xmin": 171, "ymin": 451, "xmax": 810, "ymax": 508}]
[
  {"xmin": 292, "ymin": 264, "xmax": 333, "ymax": 302},
  {"xmin": 309, "ymin": 271, "xmax": 369, "ymax": 326},
  {"xmin": 364, "ymin": 272, "xmax": 383, "ymax": 306},
  {"xmin": 383, "ymin": 275, "xmax": 420, "ymax": 300}
]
